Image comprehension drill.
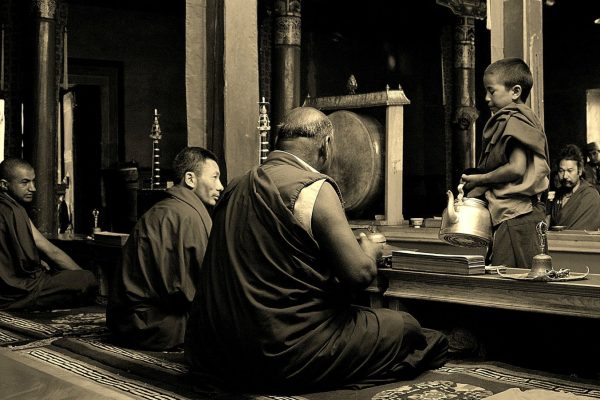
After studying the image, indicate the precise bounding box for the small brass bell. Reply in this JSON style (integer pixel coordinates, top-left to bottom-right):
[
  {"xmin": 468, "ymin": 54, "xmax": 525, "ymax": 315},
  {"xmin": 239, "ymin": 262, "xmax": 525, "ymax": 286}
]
[{"xmin": 527, "ymin": 221, "xmax": 551, "ymax": 278}]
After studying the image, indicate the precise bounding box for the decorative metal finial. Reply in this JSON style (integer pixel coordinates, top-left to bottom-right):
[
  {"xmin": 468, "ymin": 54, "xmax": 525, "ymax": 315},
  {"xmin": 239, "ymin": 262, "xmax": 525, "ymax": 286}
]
[
  {"xmin": 149, "ymin": 109, "xmax": 163, "ymax": 188},
  {"xmin": 346, "ymin": 74, "xmax": 358, "ymax": 95},
  {"xmin": 92, "ymin": 208, "xmax": 100, "ymax": 233},
  {"xmin": 536, "ymin": 220, "xmax": 549, "ymax": 255},
  {"xmin": 257, "ymin": 97, "xmax": 271, "ymax": 165}
]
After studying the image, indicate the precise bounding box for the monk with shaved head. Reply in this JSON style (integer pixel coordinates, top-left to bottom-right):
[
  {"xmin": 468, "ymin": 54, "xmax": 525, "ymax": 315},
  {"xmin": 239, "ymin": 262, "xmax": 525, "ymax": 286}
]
[
  {"xmin": 185, "ymin": 107, "xmax": 448, "ymax": 393},
  {"xmin": 0, "ymin": 158, "xmax": 97, "ymax": 310}
]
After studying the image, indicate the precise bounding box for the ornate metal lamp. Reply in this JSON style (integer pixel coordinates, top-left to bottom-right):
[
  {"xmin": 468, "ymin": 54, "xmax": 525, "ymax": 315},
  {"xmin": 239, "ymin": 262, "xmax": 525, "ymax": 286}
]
[
  {"xmin": 149, "ymin": 109, "xmax": 163, "ymax": 188},
  {"xmin": 257, "ymin": 97, "xmax": 271, "ymax": 165}
]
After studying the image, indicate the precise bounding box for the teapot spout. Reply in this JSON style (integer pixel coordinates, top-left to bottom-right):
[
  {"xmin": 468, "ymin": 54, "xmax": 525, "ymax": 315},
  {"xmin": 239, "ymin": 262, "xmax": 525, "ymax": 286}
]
[{"xmin": 446, "ymin": 190, "xmax": 459, "ymax": 224}]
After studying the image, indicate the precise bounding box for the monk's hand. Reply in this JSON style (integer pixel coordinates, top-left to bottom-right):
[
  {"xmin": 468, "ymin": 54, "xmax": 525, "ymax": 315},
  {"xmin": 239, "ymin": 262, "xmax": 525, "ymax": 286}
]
[
  {"xmin": 40, "ymin": 259, "xmax": 51, "ymax": 271},
  {"xmin": 460, "ymin": 173, "xmax": 483, "ymax": 191},
  {"xmin": 358, "ymin": 232, "xmax": 383, "ymax": 264}
]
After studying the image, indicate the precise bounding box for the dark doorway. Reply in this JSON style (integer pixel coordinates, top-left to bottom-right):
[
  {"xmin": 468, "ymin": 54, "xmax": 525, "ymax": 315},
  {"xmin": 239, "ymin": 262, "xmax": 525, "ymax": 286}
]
[{"xmin": 72, "ymin": 85, "xmax": 103, "ymax": 234}]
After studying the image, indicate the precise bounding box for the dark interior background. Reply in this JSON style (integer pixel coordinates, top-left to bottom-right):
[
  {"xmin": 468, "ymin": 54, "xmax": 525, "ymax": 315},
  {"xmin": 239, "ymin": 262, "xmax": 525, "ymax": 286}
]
[{"xmin": 3, "ymin": 0, "xmax": 599, "ymax": 225}]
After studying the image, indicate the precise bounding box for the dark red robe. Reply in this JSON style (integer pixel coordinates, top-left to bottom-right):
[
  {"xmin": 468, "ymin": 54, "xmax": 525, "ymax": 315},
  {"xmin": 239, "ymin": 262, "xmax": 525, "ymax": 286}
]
[
  {"xmin": 107, "ymin": 185, "xmax": 212, "ymax": 350},
  {"xmin": 185, "ymin": 151, "xmax": 447, "ymax": 392},
  {"xmin": 0, "ymin": 193, "xmax": 97, "ymax": 310},
  {"xmin": 0, "ymin": 193, "xmax": 45, "ymax": 308},
  {"xmin": 550, "ymin": 180, "xmax": 600, "ymax": 230}
]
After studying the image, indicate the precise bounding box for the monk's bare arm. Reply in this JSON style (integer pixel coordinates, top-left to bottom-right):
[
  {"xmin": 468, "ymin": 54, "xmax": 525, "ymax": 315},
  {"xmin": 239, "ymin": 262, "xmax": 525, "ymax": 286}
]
[
  {"xmin": 30, "ymin": 220, "xmax": 82, "ymax": 271},
  {"xmin": 311, "ymin": 182, "xmax": 381, "ymax": 288},
  {"xmin": 462, "ymin": 143, "xmax": 527, "ymax": 191}
]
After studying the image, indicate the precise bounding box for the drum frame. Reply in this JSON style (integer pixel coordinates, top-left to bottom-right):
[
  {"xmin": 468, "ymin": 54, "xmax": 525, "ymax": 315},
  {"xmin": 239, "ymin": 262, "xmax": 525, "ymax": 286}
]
[{"xmin": 303, "ymin": 87, "xmax": 410, "ymax": 225}]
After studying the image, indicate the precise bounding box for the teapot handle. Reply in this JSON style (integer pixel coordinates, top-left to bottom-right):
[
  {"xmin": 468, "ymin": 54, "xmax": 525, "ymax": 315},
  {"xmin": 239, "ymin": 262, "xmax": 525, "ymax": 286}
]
[{"xmin": 457, "ymin": 183, "xmax": 465, "ymax": 204}]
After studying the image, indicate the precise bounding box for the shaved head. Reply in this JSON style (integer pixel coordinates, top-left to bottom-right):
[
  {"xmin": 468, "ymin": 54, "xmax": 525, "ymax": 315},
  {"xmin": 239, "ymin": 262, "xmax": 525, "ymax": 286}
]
[
  {"xmin": 276, "ymin": 107, "xmax": 333, "ymax": 143},
  {"xmin": 274, "ymin": 107, "xmax": 334, "ymax": 172},
  {"xmin": 0, "ymin": 158, "xmax": 36, "ymax": 204},
  {"xmin": 0, "ymin": 158, "xmax": 34, "ymax": 180}
]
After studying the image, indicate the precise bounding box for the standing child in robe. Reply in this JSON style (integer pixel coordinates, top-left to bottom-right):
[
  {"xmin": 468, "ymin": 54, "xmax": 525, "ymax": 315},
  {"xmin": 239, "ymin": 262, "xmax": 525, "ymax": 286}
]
[{"xmin": 461, "ymin": 57, "xmax": 550, "ymax": 268}]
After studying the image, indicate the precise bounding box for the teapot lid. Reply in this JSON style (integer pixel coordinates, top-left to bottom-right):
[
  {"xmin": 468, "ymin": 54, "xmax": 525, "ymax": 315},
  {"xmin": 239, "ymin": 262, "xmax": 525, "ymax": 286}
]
[{"xmin": 461, "ymin": 197, "xmax": 488, "ymax": 207}]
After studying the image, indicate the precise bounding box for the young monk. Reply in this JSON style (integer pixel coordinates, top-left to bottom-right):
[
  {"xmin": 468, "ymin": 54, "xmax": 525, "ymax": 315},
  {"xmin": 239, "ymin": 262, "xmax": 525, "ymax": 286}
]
[{"xmin": 462, "ymin": 58, "xmax": 550, "ymax": 267}]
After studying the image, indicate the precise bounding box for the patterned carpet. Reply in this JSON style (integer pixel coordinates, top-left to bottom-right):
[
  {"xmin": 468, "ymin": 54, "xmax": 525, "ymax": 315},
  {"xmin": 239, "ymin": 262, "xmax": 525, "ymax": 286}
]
[
  {"xmin": 1, "ymin": 306, "xmax": 599, "ymax": 399},
  {"xmin": 0, "ymin": 305, "xmax": 107, "ymax": 342},
  {"xmin": 0, "ymin": 327, "xmax": 28, "ymax": 346}
]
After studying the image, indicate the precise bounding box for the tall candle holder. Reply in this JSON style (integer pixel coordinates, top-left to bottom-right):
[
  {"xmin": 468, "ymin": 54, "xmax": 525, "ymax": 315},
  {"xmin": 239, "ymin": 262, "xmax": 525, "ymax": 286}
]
[
  {"xmin": 257, "ymin": 97, "xmax": 271, "ymax": 165},
  {"xmin": 149, "ymin": 109, "xmax": 163, "ymax": 188},
  {"xmin": 92, "ymin": 208, "xmax": 100, "ymax": 234}
]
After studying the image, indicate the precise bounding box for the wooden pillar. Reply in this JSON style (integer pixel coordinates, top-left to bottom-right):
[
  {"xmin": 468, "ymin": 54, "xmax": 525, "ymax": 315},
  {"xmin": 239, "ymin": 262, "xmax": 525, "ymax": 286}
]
[
  {"xmin": 223, "ymin": 0, "xmax": 259, "ymax": 181},
  {"xmin": 26, "ymin": 0, "xmax": 58, "ymax": 233},
  {"xmin": 185, "ymin": 0, "xmax": 208, "ymax": 148},
  {"xmin": 437, "ymin": 0, "xmax": 486, "ymax": 185},
  {"xmin": 272, "ymin": 0, "xmax": 301, "ymax": 131},
  {"xmin": 489, "ymin": 0, "xmax": 544, "ymax": 123}
]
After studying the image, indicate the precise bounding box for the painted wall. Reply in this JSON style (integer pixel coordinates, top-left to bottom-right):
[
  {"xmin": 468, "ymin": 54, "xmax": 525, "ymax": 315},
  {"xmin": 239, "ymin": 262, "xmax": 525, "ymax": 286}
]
[{"xmin": 67, "ymin": 3, "xmax": 186, "ymax": 172}]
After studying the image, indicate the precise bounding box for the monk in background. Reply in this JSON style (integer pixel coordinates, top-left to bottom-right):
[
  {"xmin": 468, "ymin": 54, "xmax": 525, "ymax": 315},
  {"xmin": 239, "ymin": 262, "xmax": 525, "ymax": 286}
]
[
  {"xmin": 107, "ymin": 147, "xmax": 223, "ymax": 350},
  {"xmin": 185, "ymin": 107, "xmax": 447, "ymax": 393},
  {"xmin": 548, "ymin": 144, "xmax": 600, "ymax": 230},
  {"xmin": 0, "ymin": 158, "xmax": 97, "ymax": 310}
]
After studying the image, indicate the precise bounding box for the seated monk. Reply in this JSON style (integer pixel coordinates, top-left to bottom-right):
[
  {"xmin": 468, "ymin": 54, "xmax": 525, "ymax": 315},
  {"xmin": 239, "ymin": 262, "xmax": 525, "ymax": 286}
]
[
  {"xmin": 549, "ymin": 144, "xmax": 600, "ymax": 230},
  {"xmin": 583, "ymin": 141, "xmax": 600, "ymax": 193},
  {"xmin": 107, "ymin": 147, "xmax": 223, "ymax": 351},
  {"xmin": 0, "ymin": 158, "xmax": 98, "ymax": 310},
  {"xmin": 185, "ymin": 107, "xmax": 448, "ymax": 392}
]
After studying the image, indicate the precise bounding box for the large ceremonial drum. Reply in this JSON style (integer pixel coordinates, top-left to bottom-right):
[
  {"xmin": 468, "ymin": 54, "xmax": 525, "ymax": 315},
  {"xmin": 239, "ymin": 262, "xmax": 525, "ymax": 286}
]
[{"xmin": 325, "ymin": 110, "xmax": 384, "ymax": 216}]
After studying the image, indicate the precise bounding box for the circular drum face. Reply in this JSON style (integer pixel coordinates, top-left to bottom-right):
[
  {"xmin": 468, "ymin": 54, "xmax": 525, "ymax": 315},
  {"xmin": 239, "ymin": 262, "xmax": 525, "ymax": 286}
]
[{"xmin": 326, "ymin": 110, "xmax": 384, "ymax": 216}]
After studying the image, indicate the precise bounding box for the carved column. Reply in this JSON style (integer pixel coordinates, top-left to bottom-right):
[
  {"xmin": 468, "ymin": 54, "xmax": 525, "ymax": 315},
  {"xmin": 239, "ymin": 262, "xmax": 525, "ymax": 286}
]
[
  {"xmin": 437, "ymin": 0, "xmax": 486, "ymax": 185},
  {"xmin": 488, "ymin": 0, "xmax": 543, "ymax": 122},
  {"xmin": 272, "ymin": 0, "xmax": 301, "ymax": 132},
  {"xmin": 26, "ymin": 0, "xmax": 58, "ymax": 233}
]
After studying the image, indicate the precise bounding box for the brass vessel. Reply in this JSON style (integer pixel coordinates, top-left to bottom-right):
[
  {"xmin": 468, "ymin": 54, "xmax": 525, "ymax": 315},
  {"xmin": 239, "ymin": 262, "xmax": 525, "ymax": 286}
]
[{"xmin": 439, "ymin": 188, "xmax": 492, "ymax": 248}]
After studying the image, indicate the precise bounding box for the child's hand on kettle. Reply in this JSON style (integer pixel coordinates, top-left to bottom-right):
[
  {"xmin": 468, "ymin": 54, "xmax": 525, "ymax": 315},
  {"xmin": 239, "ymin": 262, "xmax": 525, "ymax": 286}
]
[{"xmin": 460, "ymin": 173, "xmax": 483, "ymax": 191}]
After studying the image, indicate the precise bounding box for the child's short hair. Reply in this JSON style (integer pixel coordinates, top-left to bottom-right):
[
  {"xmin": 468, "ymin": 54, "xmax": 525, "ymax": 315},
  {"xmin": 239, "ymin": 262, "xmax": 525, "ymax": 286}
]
[{"xmin": 485, "ymin": 58, "xmax": 533, "ymax": 102}]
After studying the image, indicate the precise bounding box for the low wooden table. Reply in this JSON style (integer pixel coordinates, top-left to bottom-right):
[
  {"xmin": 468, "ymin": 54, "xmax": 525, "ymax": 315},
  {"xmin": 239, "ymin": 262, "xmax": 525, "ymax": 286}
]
[
  {"xmin": 353, "ymin": 225, "xmax": 600, "ymax": 273},
  {"xmin": 47, "ymin": 233, "xmax": 124, "ymax": 297},
  {"xmin": 380, "ymin": 267, "xmax": 600, "ymax": 319}
]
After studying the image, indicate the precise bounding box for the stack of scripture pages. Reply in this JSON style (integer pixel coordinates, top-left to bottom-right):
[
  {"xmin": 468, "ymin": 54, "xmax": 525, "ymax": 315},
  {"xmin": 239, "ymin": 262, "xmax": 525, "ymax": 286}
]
[
  {"xmin": 93, "ymin": 231, "xmax": 130, "ymax": 246},
  {"xmin": 391, "ymin": 250, "xmax": 485, "ymax": 275}
]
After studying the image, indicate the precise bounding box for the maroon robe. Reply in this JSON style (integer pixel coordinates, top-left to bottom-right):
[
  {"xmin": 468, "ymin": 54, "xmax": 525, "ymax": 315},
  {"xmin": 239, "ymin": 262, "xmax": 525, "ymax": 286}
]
[
  {"xmin": 107, "ymin": 185, "xmax": 212, "ymax": 350},
  {"xmin": 0, "ymin": 193, "xmax": 45, "ymax": 307},
  {"xmin": 473, "ymin": 103, "xmax": 550, "ymax": 267},
  {"xmin": 550, "ymin": 180, "xmax": 600, "ymax": 230},
  {"xmin": 0, "ymin": 193, "xmax": 97, "ymax": 310},
  {"xmin": 185, "ymin": 151, "xmax": 447, "ymax": 392}
]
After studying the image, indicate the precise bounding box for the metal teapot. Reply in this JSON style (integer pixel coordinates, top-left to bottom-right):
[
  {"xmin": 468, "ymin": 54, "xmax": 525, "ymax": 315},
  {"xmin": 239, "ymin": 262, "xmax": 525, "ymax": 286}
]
[{"xmin": 439, "ymin": 184, "xmax": 492, "ymax": 248}]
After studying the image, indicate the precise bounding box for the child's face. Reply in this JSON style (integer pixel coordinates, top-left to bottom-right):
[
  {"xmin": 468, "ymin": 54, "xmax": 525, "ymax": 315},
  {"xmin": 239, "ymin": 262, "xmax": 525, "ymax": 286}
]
[{"xmin": 484, "ymin": 72, "xmax": 520, "ymax": 113}]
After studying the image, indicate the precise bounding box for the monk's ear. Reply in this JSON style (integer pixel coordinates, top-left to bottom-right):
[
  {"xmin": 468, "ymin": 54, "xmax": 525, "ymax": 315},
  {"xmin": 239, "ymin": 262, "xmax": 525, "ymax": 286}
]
[
  {"xmin": 0, "ymin": 179, "xmax": 7, "ymax": 191},
  {"xmin": 320, "ymin": 134, "xmax": 332, "ymax": 161},
  {"xmin": 183, "ymin": 171, "xmax": 196, "ymax": 189},
  {"xmin": 511, "ymin": 85, "xmax": 522, "ymax": 100}
]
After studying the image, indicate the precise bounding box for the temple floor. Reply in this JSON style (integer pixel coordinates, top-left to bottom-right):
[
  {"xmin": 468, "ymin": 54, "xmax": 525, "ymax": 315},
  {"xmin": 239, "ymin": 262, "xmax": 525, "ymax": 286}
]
[{"xmin": 0, "ymin": 300, "xmax": 599, "ymax": 399}]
